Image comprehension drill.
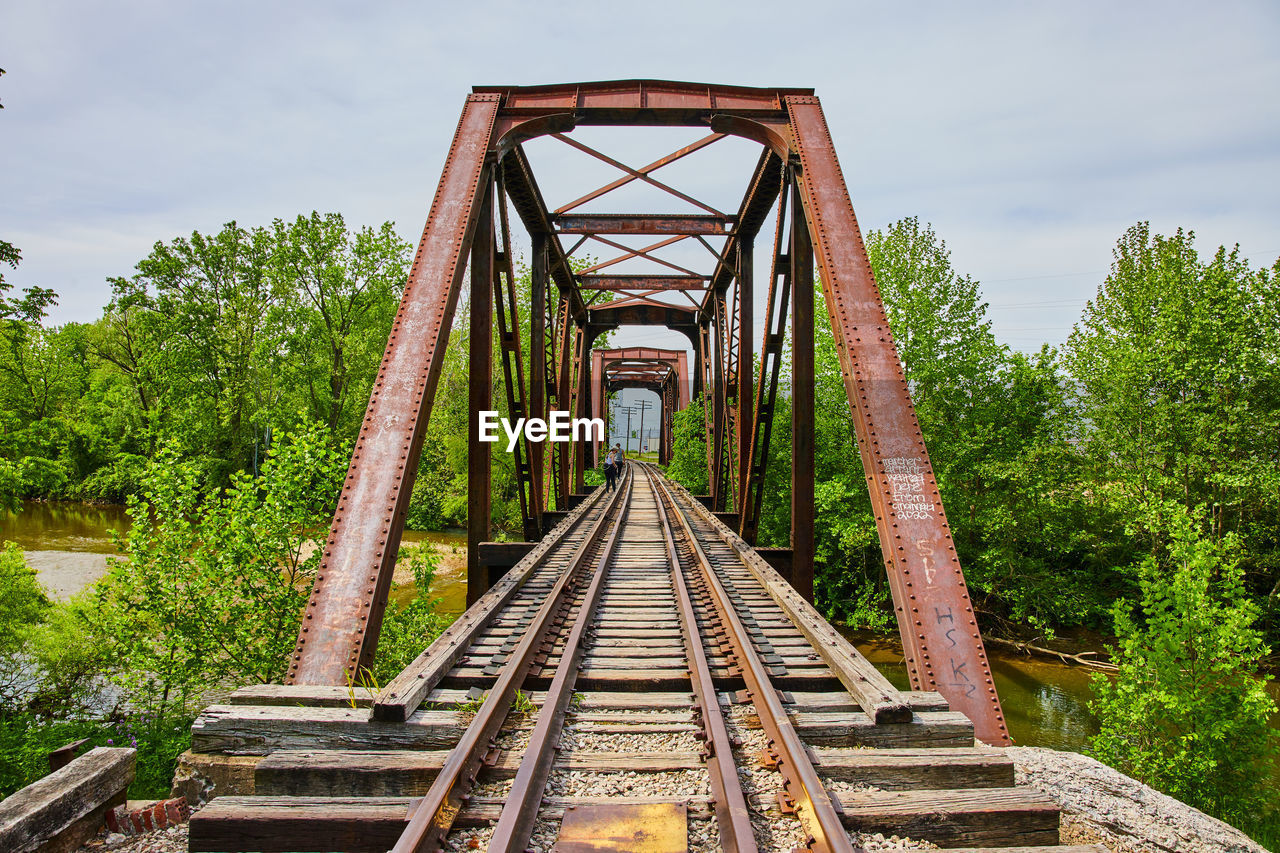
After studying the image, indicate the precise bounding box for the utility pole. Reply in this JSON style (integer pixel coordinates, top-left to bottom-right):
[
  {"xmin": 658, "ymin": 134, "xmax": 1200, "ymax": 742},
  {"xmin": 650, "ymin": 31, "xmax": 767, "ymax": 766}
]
[
  {"xmin": 614, "ymin": 403, "xmax": 638, "ymax": 453},
  {"xmin": 634, "ymin": 399, "xmax": 653, "ymax": 459}
]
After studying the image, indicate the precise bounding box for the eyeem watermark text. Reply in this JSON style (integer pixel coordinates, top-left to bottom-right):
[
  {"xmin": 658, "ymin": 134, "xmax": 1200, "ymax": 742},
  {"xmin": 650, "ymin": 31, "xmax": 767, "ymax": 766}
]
[{"xmin": 478, "ymin": 410, "xmax": 604, "ymax": 452}]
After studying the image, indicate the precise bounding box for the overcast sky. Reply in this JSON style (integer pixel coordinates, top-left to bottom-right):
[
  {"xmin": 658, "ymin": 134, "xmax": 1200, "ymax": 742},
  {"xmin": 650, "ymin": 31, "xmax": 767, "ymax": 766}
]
[{"xmin": 3, "ymin": 0, "xmax": 1278, "ymax": 357}]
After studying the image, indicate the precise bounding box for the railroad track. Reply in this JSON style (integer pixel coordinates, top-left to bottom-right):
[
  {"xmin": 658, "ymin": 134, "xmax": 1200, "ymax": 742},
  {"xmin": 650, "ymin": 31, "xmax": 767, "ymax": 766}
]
[{"xmin": 187, "ymin": 464, "xmax": 1102, "ymax": 853}]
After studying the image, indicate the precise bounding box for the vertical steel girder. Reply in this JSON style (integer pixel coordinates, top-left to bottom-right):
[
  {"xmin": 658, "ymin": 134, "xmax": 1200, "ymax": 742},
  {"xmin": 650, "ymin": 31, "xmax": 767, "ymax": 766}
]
[
  {"xmin": 466, "ymin": 181, "xmax": 496, "ymax": 608},
  {"xmin": 291, "ymin": 80, "xmax": 1008, "ymax": 747},
  {"xmin": 287, "ymin": 93, "xmax": 501, "ymax": 685},
  {"xmin": 593, "ymin": 348, "xmax": 688, "ymax": 466},
  {"xmin": 529, "ymin": 233, "xmax": 548, "ymax": 524},
  {"xmin": 789, "ymin": 173, "xmax": 816, "ymax": 605}
]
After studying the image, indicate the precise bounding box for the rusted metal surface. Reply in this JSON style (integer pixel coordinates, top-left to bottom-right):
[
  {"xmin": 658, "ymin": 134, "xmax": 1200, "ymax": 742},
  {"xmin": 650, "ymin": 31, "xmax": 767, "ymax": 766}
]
[
  {"xmin": 555, "ymin": 214, "xmax": 733, "ymax": 235},
  {"xmin": 580, "ymin": 274, "xmax": 708, "ymax": 291},
  {"xmin": 287, "ymin": 93, "xmax": 500, "ymax": 686},
  {"xmin": 734, "ymin": 235, "xmax": 753, "ymax": 510},
  {"xmin": 475, "ymin": 80, "xmax": 809, "ymax": 124},
  {"xmin": 292, "ymin": 80, "xmax": 1010, "ymax": 757},
  {"xmin": 467, "ymin": 181, "xmax": 495, "ymax": 608},
  {"xmin": 553, "ymin": 132, "xmax": 726, "ymax": 214},
  {"xmin": 789, "ymin": 174, "xmax": 816, "ymax": 603},
  {"xmin": 653, "ymin": 474, "xmax": 854, "ymax": 853},
  {"xmin": 786, "ymin": 95, "xmax": 1009, "ymax": 746},
  {"xmin": 554, "ymin": 803, "xmax": 688, "ymax": 853},
  {"xmin": 494, "ymin": 172, "xmax": 539, "ymax": 540}
]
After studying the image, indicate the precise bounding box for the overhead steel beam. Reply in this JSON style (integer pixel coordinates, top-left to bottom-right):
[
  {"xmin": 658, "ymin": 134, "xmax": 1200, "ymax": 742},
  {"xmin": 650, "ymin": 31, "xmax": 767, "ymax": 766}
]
[
  {"xmin": 555, "ymin": 214, "xmax": 733, "ymax": 235},
  {"xmin": 474, "ymin": 80, "xmax": 808, "ymax": 125},
  {"xmin": 580, "ymin": 274, "xmax": 708, "ymax": 291}
]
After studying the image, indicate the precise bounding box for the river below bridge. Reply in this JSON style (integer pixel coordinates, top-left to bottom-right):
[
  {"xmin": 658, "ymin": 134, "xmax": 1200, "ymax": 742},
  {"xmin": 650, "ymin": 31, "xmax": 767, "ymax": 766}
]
[{"xmin": 4, "ymin": 500, "xmax": 1274, "ymax": 763}]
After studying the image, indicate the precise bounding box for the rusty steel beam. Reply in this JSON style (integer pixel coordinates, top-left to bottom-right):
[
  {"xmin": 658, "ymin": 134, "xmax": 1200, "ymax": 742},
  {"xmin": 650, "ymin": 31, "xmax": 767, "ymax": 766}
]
[
  {"xmin": 552, "ymin": 134, "xmax": 726, "ymax": 217},
  {"xmin": 789, "ymin": 175, "xmax": 815, "ymax": 603},
  {"xmin": 579, "ymin": 234, "xmax": 698, "ymax": 277},
  {"xmin": 555, "ymin": 214, "xmax": 733, "ymax": 235},
  {"xmin": 467, "ymin": 182, "xmax": 495, "ymax": 609},
  {"xmin": 475, "ymin": 80, "xmax": 808, "ymax": 125},
  {"xmin": 735, "ymin": 235, "xmax": 753, "ymax": 509},
  {"xmin": 494, "ymin": 174, "xmax": 538, "ymax": 542},
  {"xmin": 701, "ymin": 149, "xmax": 784, "ymax": 322},
  {"xmin": 579, "ymin": 274, "xmax": 708, "ymax": 291},
  {"xmin": 786, "ymin": 94, "xmax": 1010, "ymax": 746},
  {"xmin": 529, "ymin": 232, "xmax": 548, "ymax": 523},
  {"xmin": 287, "ymin": 93, "xmax": 500, "ymax": 686}
]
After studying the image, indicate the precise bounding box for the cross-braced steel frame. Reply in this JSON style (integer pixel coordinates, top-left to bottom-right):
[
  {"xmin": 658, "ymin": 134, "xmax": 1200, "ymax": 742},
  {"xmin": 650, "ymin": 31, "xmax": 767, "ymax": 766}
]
[
  {"xmin": 591, "ymin": 347, "xmax": 689, "ymax": 465},
  {"xmin": 286, "ymin": 80, "xmax": 1010, "ymax": 746}
]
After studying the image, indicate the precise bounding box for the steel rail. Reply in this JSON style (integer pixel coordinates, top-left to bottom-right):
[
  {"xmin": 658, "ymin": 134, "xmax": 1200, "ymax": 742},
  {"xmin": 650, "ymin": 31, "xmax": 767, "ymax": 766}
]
[
  {"xmin": 390, "ymin": 468, "xmax": 631, "ymax": 853},
  {"xmin": 487, "ymin": 468, "xmax": 634, "ymax": 851},
  {"xmin": 651, "ymin": 468, "xmax": 758, "ymax": 852},
  {"xmin": 650, "ymin": 468, "xmax": 858, "ymax": 853}
]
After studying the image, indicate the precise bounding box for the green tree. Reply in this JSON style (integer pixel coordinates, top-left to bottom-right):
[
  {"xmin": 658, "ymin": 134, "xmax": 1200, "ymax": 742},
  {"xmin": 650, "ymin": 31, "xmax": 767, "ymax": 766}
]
[
  {"xmin": 665, "ymin": 398, "xmax": 709, "ymax": 494},
  {"xmin": 0, "ymin": 544, "xmax": 50, "ymax": 706},
  {"xmin": 126, "ymin": 222, "xmax": 282, "ymax": 481},
  {"xmin": 89, "ymin": 425, "xmax": 347, "ymax": 709},
  {"xmin": 1066, "ymin": 224, "xmax": 1280, "ymax": 632},
  {"xmin": 270, "ymin": 213, "xmax": 410, "ymax": 434},
  {"xmin": 1089, "ymin": 506, "xmax": 1277, "ymax": 823}
]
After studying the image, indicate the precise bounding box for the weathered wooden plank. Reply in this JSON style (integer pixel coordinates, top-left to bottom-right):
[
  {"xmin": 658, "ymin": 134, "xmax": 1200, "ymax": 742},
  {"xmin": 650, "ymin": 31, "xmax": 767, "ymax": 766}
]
[
  {"xmin": 228, "ymin": 685, "xmax": 374, "ymax": 707},
  {"xmin": 0, "ymin": 747, "xmax": 135, "ymax": 853},
  {"xmin": 254, "ymin": 749, "xmax": 706, "ymax": 796},
  {"xmin": 189, "ymin": 796, "xmax": 412, "ymax": 853},
  {"xmin": 837, "ymin": 788, "xmax": 1059, "ymax": 848},
  {"xmin": 190, "ymin": 705, "xmax": 465, "ymax": 755},
  {"xmin": 372, "ymin": 486, "xmax": 608, "ymax": 722},
  {"xmin": 665, "ymin": 478, "xmax": 912, "ymax": 723},
  {"xmin": 743, "ymin": 710, "xmax": 974, "ymax": 749},
  {"xmin": 812, "ymin": 747, "xmax": 1013, "ymax": 789}
]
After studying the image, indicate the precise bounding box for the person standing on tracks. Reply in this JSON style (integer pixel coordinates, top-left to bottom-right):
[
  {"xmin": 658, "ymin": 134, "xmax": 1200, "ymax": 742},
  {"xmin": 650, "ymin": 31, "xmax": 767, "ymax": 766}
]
[{"xmin": 603, "ymin": 445, "xmax": 619, "ymax": 492}]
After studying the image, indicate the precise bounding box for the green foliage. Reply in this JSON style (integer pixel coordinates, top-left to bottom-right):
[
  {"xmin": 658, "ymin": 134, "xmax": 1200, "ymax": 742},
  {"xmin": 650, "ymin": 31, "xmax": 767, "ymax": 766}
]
[
  {"xmin": 371, "ymin": 543, "xmax": 449, "ymax": 684},
  {"xmin": 664, "ymin": 399, "xmax": 709, "ymax": 495},
  {"xmin": 1066, "ymin": 224, "xmax": 1280, "ymax": 631},
  {"xmin": 0, "ymin": 707, "xmax": 196, "ymax": 800},
  {"xmin": 89, "ymin": 424, "xmax": 346, "ymax": 707},
  {"xmin": 0, "ymin": 544, "xmax": 50, "ymax": 705},
  {"xmin": 0, "ymin": 459, "xmax": 19, "ymax": 512},
  {"xmin": 1089, "ymin": 506, "xmax": 1278, "ymax": 824}
]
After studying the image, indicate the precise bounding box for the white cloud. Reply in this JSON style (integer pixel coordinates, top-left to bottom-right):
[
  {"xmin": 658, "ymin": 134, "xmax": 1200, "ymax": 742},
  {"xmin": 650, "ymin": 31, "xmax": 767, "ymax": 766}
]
[{"xmin": 0, "ymin": 0, "xmax": 1276, "ymax": 357}]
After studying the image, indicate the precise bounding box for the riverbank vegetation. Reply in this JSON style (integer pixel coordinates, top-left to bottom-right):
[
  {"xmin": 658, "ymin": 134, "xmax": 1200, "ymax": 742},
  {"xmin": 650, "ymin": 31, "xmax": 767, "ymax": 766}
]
[{"xmin": 2, "ymin": 216, "xmax": 1277, "ymax": 837}]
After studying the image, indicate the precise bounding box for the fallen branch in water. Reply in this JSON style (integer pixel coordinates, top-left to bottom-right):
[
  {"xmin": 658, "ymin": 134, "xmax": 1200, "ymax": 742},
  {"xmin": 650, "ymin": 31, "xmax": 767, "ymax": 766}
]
[{"xmin": 986, "ymin": 636, "xmax": 1118, "ymax": 671}]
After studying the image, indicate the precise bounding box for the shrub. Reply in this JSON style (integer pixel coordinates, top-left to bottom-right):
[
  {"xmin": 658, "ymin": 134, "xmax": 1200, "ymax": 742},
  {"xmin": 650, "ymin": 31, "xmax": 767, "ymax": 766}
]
[{"xmin": 1089, "ymin": 506, "xmax": 1278, "ymax": 824}]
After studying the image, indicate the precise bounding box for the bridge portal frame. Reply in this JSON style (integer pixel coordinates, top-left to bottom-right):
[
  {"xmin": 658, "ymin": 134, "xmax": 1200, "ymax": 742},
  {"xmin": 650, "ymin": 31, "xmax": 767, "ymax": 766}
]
[
  {"xmin": 285, "ymin": 80, "xmax": 1010, "ymax": 746},
  {"xmin": 590, "ymin": 347, "xmax": 689, "ymax": 465}
]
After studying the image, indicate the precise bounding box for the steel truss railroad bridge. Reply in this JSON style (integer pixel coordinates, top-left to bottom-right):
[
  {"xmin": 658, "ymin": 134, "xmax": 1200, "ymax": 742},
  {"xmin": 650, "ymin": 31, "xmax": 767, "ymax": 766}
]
[{"xmin": 184, "ymin": 82, "xmax": 1095, "ymax": 853}]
